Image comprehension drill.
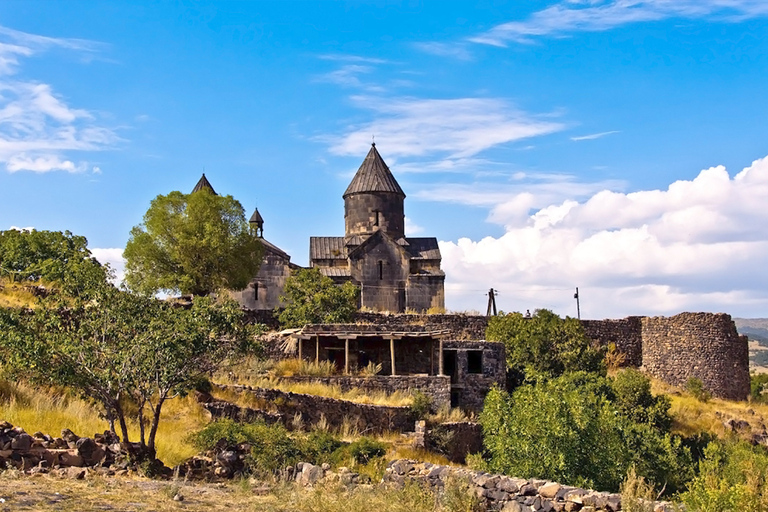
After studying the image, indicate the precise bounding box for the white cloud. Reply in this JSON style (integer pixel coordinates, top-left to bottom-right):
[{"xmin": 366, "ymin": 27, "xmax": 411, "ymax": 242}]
[
  {"xmin": 469, "ymin": 0, "xmax": 768, "ymax": 46},
  {"xmin": 326, "ymin": 96, "xmax": 564, "ymax": 160},
  {"xmin": 405, "ymin": 216, "xmax": 424, "ymax": 235},
  {"xmin": 413, "ymin": 42, "xmax": 473, "ymax": 61},
  {"xmin": 0, "ymin": 25, "xmax": 118, "ymax": 173},
  {"xmin": 90, "ymin": 247, "xmax": 125, "ymax": 284},
  {"xmin": 441, "ymin": 155, "xmax": 768, "ymax": 318},
  {"xmin": 571, "ymin": 130, "xmax": 620, "ymax": 141}
]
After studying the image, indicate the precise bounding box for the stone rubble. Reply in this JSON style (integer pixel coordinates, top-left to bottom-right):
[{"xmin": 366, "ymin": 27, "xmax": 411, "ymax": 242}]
[
  {"xmin": 382, "ymin": 460, "xmax": 680, "ymax": 512},
  {"xmin": 0, "ymin": 420, "xmax": 165, "ymax": 478}
]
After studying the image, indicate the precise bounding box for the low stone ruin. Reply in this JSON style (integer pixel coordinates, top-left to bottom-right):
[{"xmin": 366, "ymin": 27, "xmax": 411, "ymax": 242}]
[
  {"xmin": 383, "ymin": 460, "xmax": 678, "ymax": 512},
  {"xmin": 0, "ymin": 421, "xmax": 164, "ymax": 478}
]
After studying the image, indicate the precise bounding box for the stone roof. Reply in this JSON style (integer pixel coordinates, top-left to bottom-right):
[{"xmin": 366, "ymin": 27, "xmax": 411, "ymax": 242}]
[
  {"xmin": 249, "ymin": 208, "xmax": 264, "ymax": 225},
  {"xmin": 319, "ymin": 267, "xmax": 351, "ymax": 278},
  {"xmin": 260, "ymin": 238, "xmax": 290, "ymax": 260},
  {"xmin": 310, "ymin": 235, "xmax": 441, "ymax": 262},
  {"xmin": 310, "ymin": 237, "xmax": 347, "ymax": 260},
  {"xmin": 192, "ymin": 173, "xmax": 216, "ymax": 195},
  {"xmin": 343, "ymin": 143, "xmax": 405, "ymax": 198},
  {"xmin": 405, "ymin": 238, "xmax": 441, "ymax": 260}
]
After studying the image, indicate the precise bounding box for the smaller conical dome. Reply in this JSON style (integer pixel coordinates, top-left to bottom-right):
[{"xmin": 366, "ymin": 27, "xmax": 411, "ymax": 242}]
[{"xmin": 192, "ymin": 173, "xmax": 216, "ymax": 195}]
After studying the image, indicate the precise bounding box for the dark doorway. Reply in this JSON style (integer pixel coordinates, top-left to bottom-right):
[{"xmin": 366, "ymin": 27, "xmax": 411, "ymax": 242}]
[
  {"xmin": 467, "ymin": 350, "xmax": 483, "ymax": 374},
  {"xmin": 444, "ymin": 350, "xmax": 457, "ymax": 384},
  {"xmin": 327, "ymin": 349, "xmax": 345, "ymax": 373}
]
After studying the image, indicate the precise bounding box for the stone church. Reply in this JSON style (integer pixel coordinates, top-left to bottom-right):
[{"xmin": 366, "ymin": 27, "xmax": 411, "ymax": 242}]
[
  {"xmin": 197, "ymin": 143, "xmax": 445, "ymax": 313},
  {"xmin": 309, "ymin": 143, "xmax": 445, "ymax": 312}
]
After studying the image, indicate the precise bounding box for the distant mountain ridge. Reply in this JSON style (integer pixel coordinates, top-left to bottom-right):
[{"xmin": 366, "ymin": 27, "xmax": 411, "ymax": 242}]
[{"xmin": 734, "ymin": 318, "xmax": 768, "ymax": 371}]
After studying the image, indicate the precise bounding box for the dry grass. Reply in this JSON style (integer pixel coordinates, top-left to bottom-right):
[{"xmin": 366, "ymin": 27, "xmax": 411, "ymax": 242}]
[
  {"xmin": 0, "ymin": 278, "xmax": 41, "ymax": 309},
  {"xmin": 649, "ymin": 377, "xmax": 768, "ymax": 439},
  {"xmin": 215, "ymin": 377, "xmax": 415, "ymax": 408},
  {"xmin": 0, "ymin": 380, "xmax": 207, "ymax": 466},
  {"xmin": 0, "ymin": 471, "xmax": 464, "ymax": 512}
]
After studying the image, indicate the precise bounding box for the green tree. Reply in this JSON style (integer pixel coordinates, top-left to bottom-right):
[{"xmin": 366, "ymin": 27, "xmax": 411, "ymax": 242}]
[
  {"xmin": 124, "ymin": 189, "xmax": 263, "ymax": 296},
  {"xmin": 479, "ymin": 373, "xmax": 693, "ymax": 493},
  {"xmin": 278, "ymin": 267, "xmax": 359, "ymax": 327},
  {"xmin": 485, "ymin": 309, "xmax": 605, "ymax": 385},
  {"xmin": 0, "ymin": 285, "xmax": 255, "ymax": 456},
  {"xmin": 0, "ymin": 229, "xmax": 108, "ymax": 296}
]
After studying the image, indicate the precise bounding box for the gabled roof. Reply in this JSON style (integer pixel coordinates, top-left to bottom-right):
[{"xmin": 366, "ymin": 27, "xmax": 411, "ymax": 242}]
[
  {"xmin": 310, "ymin": 236, "xmax": 347, "ymax": 260},
  {"xmin": 347, "ymin": 229, "xmax": 408, "ymax": 260},
  {"xmin": 405, "ymin": 237, "xmax": 441, "ymax": 260},
  {"xmin": 260, "ymin": 238, "xmax": 290, "ymax": 260},
  {"xmin": 343, "ymin": 143, "xmax": 405, "ymax": 198},
  {"xmin": 192, "ymin": 173, "xmax": 216, "ymax": 195}
]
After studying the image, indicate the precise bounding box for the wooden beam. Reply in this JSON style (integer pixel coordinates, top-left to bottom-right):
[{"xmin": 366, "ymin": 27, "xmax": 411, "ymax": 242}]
[
  {"xmin": 345, "ymin": 338, "xmax": 350, "ymax": 375},
  {"xmin": 298, "ymin": 338, "xmax": 302, "ymax": 361},
  {"xmin": 390, "ymin": 337, "xmax": 396, "ymax": 376},
  {"xmin": 315, "ymin": 335, "xmax": 319, "ymax": 365}
]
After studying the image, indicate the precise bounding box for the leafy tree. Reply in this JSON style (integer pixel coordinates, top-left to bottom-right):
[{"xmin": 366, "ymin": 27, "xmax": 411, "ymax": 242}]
[
  {"xmin": 485, "ymin": 309, "xmax": 605, "ymax": 385},
  {"xmin": 0, "ymin": 229, "xmax": 108, "ymax": 296},
  {"xmin": 479, "ymin": 373, "xmax": 693, "ymax": 493},
  {"xmin": 0, "ymin": 284, "xmax": 255, "ymax": 456},
  {"xmin": 124, "ymin": 189, "xmax": 263, "ymax": 296},
  {"xmin": 278, "ymin": 267, "xmax": 359, "ymax": 327}
]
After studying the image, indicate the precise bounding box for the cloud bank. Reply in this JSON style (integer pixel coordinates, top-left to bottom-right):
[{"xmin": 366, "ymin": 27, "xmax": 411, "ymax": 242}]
[
  {"xmin": 0, "ymin": 26, "xmax": 117, "ymax": 173},
  {"xmin": 441, "ymin": 155, "xmax": 768, "ymax": 318}
]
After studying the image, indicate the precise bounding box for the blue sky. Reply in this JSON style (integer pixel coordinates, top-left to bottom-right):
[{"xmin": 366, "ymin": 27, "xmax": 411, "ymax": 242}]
[{"xmin": 1, "ymin": 0, "xmax": 768, "ymax": 318}]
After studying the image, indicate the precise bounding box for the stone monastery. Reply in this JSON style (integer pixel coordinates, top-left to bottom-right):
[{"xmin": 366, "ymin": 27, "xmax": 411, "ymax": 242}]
[{"xmin": 197, "ymin": 143, "xmax": 445, "ymax": 313}]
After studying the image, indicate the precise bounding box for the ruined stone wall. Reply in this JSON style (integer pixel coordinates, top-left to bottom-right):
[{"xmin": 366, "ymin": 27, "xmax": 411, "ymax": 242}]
[
  {"xmin": 440, "ymin": 341, "xmax": 506, "ymax": 412},
  {"xmin": 279, "ymin": 375, "xmax": 451, "ymax": 410},
  {"xmin": 352, "ymin": 312, "xmax": 489, "ymax": 340},
  {"xmin": 641, "ymin": 312, "xmax": 750, "ymax": 401},
  {"xmin": 223, "ymin": 385, "xmax": 415, "ymax": 433},
  {"xmin": 384, "ymin": 459, "xmax": 677, "ymax": 512},
  {"xmin": 581, "ymin": 317, "xmax": 643, "ymax": 366}
]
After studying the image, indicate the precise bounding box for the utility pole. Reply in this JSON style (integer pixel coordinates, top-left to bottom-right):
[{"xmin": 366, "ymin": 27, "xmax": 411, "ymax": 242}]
[
  {"xmin": 574, "ymin": 287, "xmax": 581, "ymax": 320},
  {"xmin": 486, "ymin": 288, "xmax": 498, "ymax": 316}
]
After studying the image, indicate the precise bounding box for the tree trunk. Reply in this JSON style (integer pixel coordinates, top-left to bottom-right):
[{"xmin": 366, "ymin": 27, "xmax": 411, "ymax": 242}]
[
  {"xmin": 137, "ymin": 399, "xmax": 146, "ymax": 447},
  {"xmin": 147, "ymin": 395, "xmax": 166, "ymax": 456},
  {"xmin": 114, "ymin": 401, "xmax": 130, "ymax": 444}
]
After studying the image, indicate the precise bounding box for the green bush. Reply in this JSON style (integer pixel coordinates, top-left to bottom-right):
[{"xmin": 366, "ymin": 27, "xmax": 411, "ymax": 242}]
[
  {"xmin": 685, "ymin": 377, "xmax": 711, "ymax": 403},
  {"xmin": 751, "ymin": 373, "xmax": 768, "ymax": 403},
  {"xmin": 611, "ymin": 369, "xmax": 672, "ymax": 431},
  {"xmin": 682, "ymin": 440, "xmax": 768, "ymax": 512},
  {"xmin": 479, "ymin": 376, "xmax": 694, "ymax": 493},
  {"xmin": 335, "ymin": 437, "xmax": 387, "ymax": 465},
  {"xmin": 409, "ymin": 391, "xmax": 432, "ymax": 420}
]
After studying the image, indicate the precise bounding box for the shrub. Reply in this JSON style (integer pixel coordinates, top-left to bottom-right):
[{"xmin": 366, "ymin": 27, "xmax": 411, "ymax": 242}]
[
  {"xmin": 620, "ymin": 466, "xmax": 656, "ymax": 512},
  {"xmin": 409, "ymin": 391, "xmax": 432, "ymax": 420},
  {"xmin": 479, "ymin": 376, "xmax": 694, "ymax": 493},
  {"xmin": 336, "ymin": 437, "xmax": 387, "ymax": 465},
  {"xmin": 611, "ymin": 369, "xmax": 672, "ymax": 431},
  {"xmin": 685, "ymin": 377, "xmax": 711, "ymax": 403},
  {"xmin": 750, "ymin": 373, "xmax": 768, "ymax": 403},
  {"xmin": 486, "ymin": 309, "xmax": 605, "ymax": 385},
  {"xmin": 682, "ymin": 440, "xmax": 768, "ymax": 512}
]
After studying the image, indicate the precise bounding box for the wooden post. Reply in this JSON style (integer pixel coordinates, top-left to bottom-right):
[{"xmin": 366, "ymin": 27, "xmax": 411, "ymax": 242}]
[
  {"xmin": 345, "ymin": 338, "xmax": 350, "ymax": 375},
  {"xmin": 390, "ymin": 337, "xmax": 396, "ymax": 376},
  {"xmin": 298, "ymin": 337, "xmax": 302, "ymax": 361},
  {"xmin": 439, "ymin": 338, "xmax": 444, "ymax": 376},
  {"xmin": 315, "ymin": 335, "xmax": 319, "ymax": 365}
]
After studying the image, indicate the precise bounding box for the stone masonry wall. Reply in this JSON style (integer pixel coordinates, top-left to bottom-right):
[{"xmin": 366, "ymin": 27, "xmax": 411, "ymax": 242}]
[
  {"xmin": 279, "ymin": 375, "xmax": 450, "ymax": 410},
  {"xmin": 222, "ymin": 384, "xmax": 415, "ymax": 433},
  {"xmin": 353, "ymin": 312, "xmax": 489, "ymax": 340},
  {"xmin": 581, "ymin": 317, "xmax": 643, "ymax": 367},
  {"xmin": 641, "ymin": 312, "xmax": 750, "ymax": 400}
]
